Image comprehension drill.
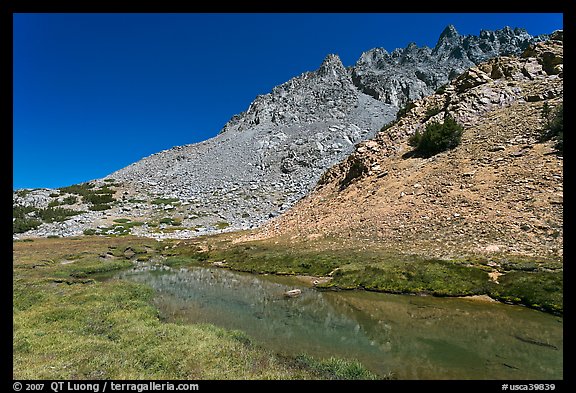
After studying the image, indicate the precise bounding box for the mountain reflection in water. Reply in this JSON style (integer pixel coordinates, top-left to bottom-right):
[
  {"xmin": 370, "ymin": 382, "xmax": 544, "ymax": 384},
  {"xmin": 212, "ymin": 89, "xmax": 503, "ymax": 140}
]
[{"xmin": 118, "ymin": 265, "xmax": 563, "ymax": 380}]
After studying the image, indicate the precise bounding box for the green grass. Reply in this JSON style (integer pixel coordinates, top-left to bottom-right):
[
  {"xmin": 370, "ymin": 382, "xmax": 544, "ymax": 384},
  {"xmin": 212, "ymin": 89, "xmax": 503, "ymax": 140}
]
[
  {"xmin": 56, "ymin": 257, "xmax": 133, "ymax": 280},
  {"xmin": 183, "ymin": 243, "xmax": 341, "ymax": 276},
  {"xmin": 13, "ymin": 237, "xmax": 379, "ymax": 380},
  {"xmin": 214, "ymin": 221, "xmax": 230, "ymax": 230},
  {"xmin": 151, "ymin": 198, "xmax": 180, "ymax": 205},
  {"xmin": 13, "ymin": 234, "xmax": 561, "ymax": 380},
  {"xmin": 293, "ymin": 354, "xmax": 380, "ymax": 380},
  {"xmin": 81, "ymin": 220, "xmax": 146, "ymax": 237},
  {"xmin": 159, "ymin": 217, "xmax": 181, "ymax": 226},
  {"xmin": 163, "ymin": 237, "xmax": 562, "ymax": 314},
  {"xmin": 325, "ymin": 259, "xmax": 491, "ymax": 296},
  {"xmin": 490, "ymin": 271, "xmax": 563, "ymax": 314}
]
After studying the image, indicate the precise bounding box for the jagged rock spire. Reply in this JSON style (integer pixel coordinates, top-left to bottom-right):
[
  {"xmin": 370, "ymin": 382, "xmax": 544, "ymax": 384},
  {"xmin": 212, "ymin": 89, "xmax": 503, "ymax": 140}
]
[
  {"xmin": 433, "ymin": 24, "xmax": 461, "ymax": 54},
  {"xmin": 318, "ymin": 54, "xmax": 346, "ymax": 78},
  {"xmin": 438, "ymin": 24, "xmax": 460, "ymax": 41},
  {"xmin": 356, "ymin": 48, "xmax": 389, "ymax": 68}
]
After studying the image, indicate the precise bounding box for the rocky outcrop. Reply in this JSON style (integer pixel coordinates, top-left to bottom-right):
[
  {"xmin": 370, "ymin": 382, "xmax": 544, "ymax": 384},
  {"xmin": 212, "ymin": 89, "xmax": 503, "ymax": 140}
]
[
  {"xmin": 250, "ymin": 38, "xmax": 563, "ymax": 260},
  {"xmin": 351, "ymin": 25, "xmax": 545, "ymax": 107}
]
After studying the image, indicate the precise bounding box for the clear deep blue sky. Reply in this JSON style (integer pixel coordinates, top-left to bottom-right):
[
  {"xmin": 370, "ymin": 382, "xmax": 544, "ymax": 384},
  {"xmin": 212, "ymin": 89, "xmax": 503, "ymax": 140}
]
[{"xmin": 13, "ymin": 13, "xmax": 563, "ymax": 189}]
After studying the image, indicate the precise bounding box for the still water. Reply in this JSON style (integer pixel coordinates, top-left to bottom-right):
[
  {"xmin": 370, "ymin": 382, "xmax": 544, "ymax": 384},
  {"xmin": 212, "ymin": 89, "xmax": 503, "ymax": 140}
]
[{"xmin": 118, "ymin": 264, "xmax": 563, "ymax": 380}]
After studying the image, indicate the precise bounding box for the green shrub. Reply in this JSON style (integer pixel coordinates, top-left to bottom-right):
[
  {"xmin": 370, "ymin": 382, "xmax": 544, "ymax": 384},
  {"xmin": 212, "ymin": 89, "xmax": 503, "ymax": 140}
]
[
  {"xmin": 380, "ymin": 120, "xmax": 397, "ymax": 132},
  {"xmin": 151, "ymin": 197, "xmax": 180, "ymax": 205},
  {"xmin": 47, "ymin": 200, "xmax": 61, "ymax": 208},
  {"xmin": 13, "ymin": 217, "xmax": 42, "ymax": 234},
  {"xmin": 13, "ymin": 204, "xmax": 84, "ymax": 233},
  {"xmin": 113, "ymin": 218, "xmax": 131, "ymax": 223},
  {"xmin": 59, "ymin": 183, "xmax": 94, "ymax": 196},
  {"xmin": 97, "ymin": 186, "xmax": 115, "ymax": 194},
  {"xmin": 15, "ymin": 189, "xmax": 32, "ymax": 197},
  {"xmin": 62, "ymin": 195, "xmax": 78, "ymax": 205},
  {"xmin": 215, "ymin": 221, "xmax": 230, "ymax": 230},
  {"xmin": 541, "ymin": 102, "xmax": 551, "ymax": 118},
  {"xmin": 13, "ymin": 205, "xmax": 41, "ymax": 234},
  {"xmin": 89, "ymin": 204, "xmax": 111, "ymax": 211},
  {"xmin": 59, "ymin": 182, "xmax": 116, "ymax": 207},
  {"xmin": 396, "ymin": 100, "xmax": 416, "ymax": 120},
  {"xmin": 13, "ymin": 205, "xmax": 36, "ymax": 218},
  {"xmin": 37, "ymin": 207, "xmax": 82, "ymax": 223},
  {"xmin": 408, "ymin": 115, "xmax": 463, "ymax": 157},
  {"xmin": 83, "ymin": 193, "xmax": 115, "ymax": 205},
  {"xmin": 83, "ymin": 229, "xmax": 97, "ymax": 236},
  {"xmin": 435, "ymin": 83, "xmax": 448, "ymax": 94},
  {"xmin": 423, "ymin": 106, "xmax": 441, "ymax": 122},
  {"xmin": 541, "ymin": 103, "xmax": 563, "ymax": 153}
]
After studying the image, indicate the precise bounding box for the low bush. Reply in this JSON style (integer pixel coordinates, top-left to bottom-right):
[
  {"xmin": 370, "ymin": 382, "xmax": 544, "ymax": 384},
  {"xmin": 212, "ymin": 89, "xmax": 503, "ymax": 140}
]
[
  {"xmin": 423, "ymin": 106, "xmax": 441, "ymax": 122},
  {"xmin": 13, "ymin": 217, "xmax": 42, "ymax": 234},
  {"xmin": 435, "ymin": 83, "xmax": 448, "ymax": 94},
  {"xmin": 215, "ymin": 221, "xmax": 230, "ymax": 230},
  {"xmin": 37, "ymin": 207, "xmax": 82, "ymax": 223},
  {"xmin": 83, "ymin": 193, "xmax": 115, "ymax": 205},
  {"xmin": 408, "ymin": 115, "xmax": 463, "ymax": 157},
  {"xmin": 59, "ymin": 183, "xmax": 95, "ymax": 196},
  {"xmin": 89, "ymin": 204, "xmax": 112, "ymax": 211},
  {"xmin": 151, "ymin": 197, "xmax": 180, "ymax": 205},
  {"xmin": 396, "ymin": 100, "xmax": 416, "ymax": 120},
  {"xmin": 540, "ymin": 103, "xmax": 563, "ymax": 153}
]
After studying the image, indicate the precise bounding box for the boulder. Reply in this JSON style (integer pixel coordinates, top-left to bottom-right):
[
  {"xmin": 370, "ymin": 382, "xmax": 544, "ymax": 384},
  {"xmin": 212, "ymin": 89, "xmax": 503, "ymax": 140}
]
[{"xmin": 284, "ymin": 289, "xmax": 302, "ymax": 298}]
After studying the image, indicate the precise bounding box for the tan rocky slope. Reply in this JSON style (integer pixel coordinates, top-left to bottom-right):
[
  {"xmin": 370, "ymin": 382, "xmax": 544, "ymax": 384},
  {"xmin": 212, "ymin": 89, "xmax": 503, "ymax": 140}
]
[{"xmin": 249, "ymin": 38, "xmax": 563, "ymax": 261}]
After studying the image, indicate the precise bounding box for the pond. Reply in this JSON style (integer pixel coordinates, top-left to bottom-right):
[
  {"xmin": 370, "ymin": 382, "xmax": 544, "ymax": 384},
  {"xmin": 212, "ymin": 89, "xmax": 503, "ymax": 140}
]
[{"xmin": 117, "ymin": 263, "xmax": 563, "ymax": 380}]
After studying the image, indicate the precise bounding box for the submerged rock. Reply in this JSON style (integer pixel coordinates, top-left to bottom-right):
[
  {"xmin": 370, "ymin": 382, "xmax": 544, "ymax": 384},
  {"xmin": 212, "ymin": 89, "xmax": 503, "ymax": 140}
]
[{"xmin": 284, "ymin": 289, "xmax": 302, "ymax": 298}]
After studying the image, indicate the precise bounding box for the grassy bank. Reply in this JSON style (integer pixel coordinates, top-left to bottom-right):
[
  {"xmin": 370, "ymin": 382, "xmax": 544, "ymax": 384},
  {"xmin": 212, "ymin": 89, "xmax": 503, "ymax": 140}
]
[
  {"xmin": 13, "ymin": 233, "xmax": 562, "ymax": 378},
  {"xmin": 162, "ymin": 234, "xmax": 563, "ymax": 315},
  {"xmin": 13, "ymin": 236, "xmax": 378, "ymax": 380}
]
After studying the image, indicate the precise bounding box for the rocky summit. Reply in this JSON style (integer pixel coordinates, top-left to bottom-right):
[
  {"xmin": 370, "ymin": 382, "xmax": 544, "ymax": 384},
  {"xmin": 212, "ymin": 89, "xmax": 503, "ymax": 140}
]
[{"xmin": 13, "ymin": 26, "xmax": 552, "ymax": 239}]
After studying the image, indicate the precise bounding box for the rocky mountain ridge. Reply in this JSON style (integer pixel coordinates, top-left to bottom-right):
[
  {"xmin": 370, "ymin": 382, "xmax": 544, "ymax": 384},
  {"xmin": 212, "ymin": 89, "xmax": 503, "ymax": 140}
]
[
  {"xmin": 13, "ymin": 26, "xmax": 553, "ymax": 239},
  {"xmin": 352, "ymin": 25, "xmax": 542, "ymax": 106},
  {"xmin": 248, "ymin": 35, "xmax": 563, "ymax": 260}
]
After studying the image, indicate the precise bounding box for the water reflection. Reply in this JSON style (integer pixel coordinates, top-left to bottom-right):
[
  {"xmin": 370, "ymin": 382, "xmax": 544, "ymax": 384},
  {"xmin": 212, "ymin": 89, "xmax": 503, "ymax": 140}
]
[{"xmin": 118, "ymin": 265, "xmax": 562, "ymax": 380}]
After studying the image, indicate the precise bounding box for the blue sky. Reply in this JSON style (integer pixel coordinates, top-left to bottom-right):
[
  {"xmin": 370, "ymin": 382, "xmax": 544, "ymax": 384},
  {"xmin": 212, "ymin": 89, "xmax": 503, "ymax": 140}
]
[{"xmin": 13, "ymin": 13, "xmax": 563, "ymax": 189}]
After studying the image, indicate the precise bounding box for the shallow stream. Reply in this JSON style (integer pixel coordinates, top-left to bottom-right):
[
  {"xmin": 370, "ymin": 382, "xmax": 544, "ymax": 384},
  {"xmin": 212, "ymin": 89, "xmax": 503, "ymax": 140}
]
[{"xmin": 117, "ymin": 264, "xmax": 563, "ymax": 379}]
